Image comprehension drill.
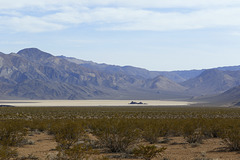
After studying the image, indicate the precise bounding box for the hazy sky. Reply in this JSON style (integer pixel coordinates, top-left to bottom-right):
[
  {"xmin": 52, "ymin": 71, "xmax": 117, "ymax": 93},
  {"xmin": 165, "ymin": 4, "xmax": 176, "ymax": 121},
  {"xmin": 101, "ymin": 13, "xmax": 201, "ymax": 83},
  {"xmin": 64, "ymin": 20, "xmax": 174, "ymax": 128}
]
[{"xmin": 1, "ymin": 0, "xmax": 240, "ymax": 71}]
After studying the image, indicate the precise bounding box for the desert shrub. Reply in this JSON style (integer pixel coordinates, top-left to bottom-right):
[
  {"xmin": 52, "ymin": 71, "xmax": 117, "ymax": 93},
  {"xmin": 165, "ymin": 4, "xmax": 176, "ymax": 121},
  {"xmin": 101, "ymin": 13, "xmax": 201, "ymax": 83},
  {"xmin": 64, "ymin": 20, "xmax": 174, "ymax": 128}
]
[
  {"xmin": 142, "ymin": 127, "xmax": 160, "ymax": 144},
  {"xmin": 221, "ymin": 125, "xmax": 240, "ymax": 151},
  {"xmin": 185, "ymin": 129, "xmax": 203, "ymax": 144},
  {"xmin": 182, "ymin": 120, "xmax": 204, "ymax": 144},
  {"xmin": 0, "ymin": 146, "xmax": 17, "ymax": 160},
  {"xmin": 28, "ymin": 120, "xmax": 50, "ymax": 132},
  {"xmin": 51, "ymin": 120, "xmax": 84, "ymax": 150},
  {"xmin": 141, "ymin": 123, "xmax": 159, "ymax": 144},
  {"xmin": 57, "ymin": 143, "xmax": 93, "ymax": 160},
  {"xmin": 140, "ymin": 120, "xmax": 169, "ymax": 144},
  {"xmin": 0, "ymin": 120, "xmax": 27, "ymax": 146},
  {"xmin": 165, "ymin": 119, "xmax": 183, "ymax": 136},
  {"xmin": 133, "ymin": 145, "xmax": 166, "ymax": 160},
  {"xmin": 201, "ymin": 119, "xmax": 222, "ymax": 138},
  {"xmin": 91, "ymin": 118, "xmax": 140, "ymax": 152},
  {"xmin": 49, "ymin": 120, "xmax": 95, "ymax": 159}
]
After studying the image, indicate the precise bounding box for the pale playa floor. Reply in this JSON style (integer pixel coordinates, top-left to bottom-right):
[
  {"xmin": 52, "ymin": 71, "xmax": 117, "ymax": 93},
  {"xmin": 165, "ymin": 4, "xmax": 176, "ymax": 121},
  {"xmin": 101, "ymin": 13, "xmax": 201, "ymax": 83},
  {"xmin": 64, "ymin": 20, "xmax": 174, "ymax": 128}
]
[{"xmin": 0, "ymin": 100, "xmax": 194, "ymax": 107}]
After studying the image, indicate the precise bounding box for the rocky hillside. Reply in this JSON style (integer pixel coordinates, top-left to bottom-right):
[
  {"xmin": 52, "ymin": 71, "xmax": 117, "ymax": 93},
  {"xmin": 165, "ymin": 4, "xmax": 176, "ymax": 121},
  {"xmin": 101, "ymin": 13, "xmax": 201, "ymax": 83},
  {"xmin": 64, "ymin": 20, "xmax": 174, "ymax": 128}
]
[
  {"xmin": 145, "ymin": 75, "xmax": 186, "ymax": 92},
  {"xmin": 1, "ymin": 48, "xmax": 240, "ymax": 102},
  {"xmin": 181, "ymin": 69, "xmax": 240, "ymax": 95},
  {"xmin": 0, "ymin": 48, "xmax": 188, "ymax": 100},
  {"xmin": 62, "ymin": 56, "xmax": 240, "ymax": 83}
]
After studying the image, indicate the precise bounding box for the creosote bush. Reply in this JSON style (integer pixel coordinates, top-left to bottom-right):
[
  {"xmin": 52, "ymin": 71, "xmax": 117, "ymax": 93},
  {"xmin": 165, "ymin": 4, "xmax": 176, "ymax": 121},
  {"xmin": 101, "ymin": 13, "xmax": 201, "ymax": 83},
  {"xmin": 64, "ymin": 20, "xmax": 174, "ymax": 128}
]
[
  {"xmin": 91, "ymin": 118, "xmax": 140, "ymax": 152},
  {"xmin": 222, "ymin": 125, "xmax": 240, "ymax": 151},
  {"xmin": 51, "ymin": 120, "xmax": 84, "ymax": 150},
  {"xmin": 0, "ymin": 120, "xmax": 27, "ymax": 146},
  {"xmin": 57, "ymin": 143, "xmax": 94, "ymax": 160},
  {"xmin": 48, "ymin": 120, "xmax": 94, "ymax": 159},
  {"xmin": 133, "ymin": 145, "xmax": 166, "ymax": 160},
  {"xmin": 0, "ymin": 146, "xmax": 17, "ymax": 160},
  {"xmin": 141, "ymin": 120, "xmax": 169, "ymax": 144},
  {"xmin": 182, "ymin": 121, "xmax": 204, "ymax": 144}
]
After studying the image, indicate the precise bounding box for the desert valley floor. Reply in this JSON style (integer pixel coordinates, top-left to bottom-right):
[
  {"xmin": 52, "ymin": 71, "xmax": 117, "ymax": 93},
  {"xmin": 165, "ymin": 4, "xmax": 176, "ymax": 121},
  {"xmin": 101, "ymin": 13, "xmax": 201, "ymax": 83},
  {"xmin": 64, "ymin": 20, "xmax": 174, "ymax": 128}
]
[
  {"xmin": 0, "ymin": 104, "xmax": 240, "ymax": 159},
  {"xmin": 0, "ymin": 100, "xmax": 194, "ymax": 107}
]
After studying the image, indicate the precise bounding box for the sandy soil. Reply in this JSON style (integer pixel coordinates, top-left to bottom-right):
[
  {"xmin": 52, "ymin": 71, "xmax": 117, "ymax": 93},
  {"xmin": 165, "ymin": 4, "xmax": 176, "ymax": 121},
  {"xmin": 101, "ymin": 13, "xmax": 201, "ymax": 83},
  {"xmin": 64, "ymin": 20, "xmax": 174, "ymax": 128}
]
[
  {"xmin": 0, "ymin": 100, "xmax": 194, "ymax": 107},
  {"xmin": 15, "ymin": 132, "xmax": 57, "ymax": 160},
  {"xmin": 160, "ymin": 137, "xmax": 240, "ymax": 160},
  {"xmin": 13, "ymin": 133, "xmax": 240, "ymax": 160}
]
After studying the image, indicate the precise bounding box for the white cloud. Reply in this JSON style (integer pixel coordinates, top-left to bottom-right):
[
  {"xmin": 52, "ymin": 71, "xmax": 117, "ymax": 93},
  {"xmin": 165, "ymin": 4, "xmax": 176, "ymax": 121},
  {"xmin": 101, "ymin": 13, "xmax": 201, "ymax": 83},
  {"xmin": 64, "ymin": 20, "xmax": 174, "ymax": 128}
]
[
  {"xmin": 0, "ymin": 16, "xmax": 65, "ymax": 32},
  {"xmin": 1, "ymin": 0, "xmax": 240, "ymax": 32},
  {"xmin": 44, "ymin": 7, "xmax": 240, "ymax": 31},
  {"xmin": 83, "ymin": 0, "xmax": 240, "ymax": 9},
  {"xmin": 1, "ymin": 0, "xmax": 240, "ymax": 9}
]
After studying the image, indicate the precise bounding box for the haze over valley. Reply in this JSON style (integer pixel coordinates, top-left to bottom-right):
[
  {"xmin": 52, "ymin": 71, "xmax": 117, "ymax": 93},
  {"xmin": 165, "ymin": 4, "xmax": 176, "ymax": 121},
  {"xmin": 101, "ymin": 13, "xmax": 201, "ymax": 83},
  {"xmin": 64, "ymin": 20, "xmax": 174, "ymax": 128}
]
[{"xmin": 0, "ymin": 48, "xmax": 240, "ymax": 106}]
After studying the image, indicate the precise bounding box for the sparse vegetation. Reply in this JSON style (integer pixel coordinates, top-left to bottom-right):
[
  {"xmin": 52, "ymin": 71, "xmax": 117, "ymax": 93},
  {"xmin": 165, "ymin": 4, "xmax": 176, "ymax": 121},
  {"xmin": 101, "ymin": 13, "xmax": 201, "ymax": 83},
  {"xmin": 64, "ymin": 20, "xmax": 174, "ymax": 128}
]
[
  {"xmin": 133, "ymin": 145, "xmax": 166, "ymax": 160},
  {"xmin": 221, "ymin": 124, "xmax": 240, "ymax": 151},
  {"xmin": 0, "ymin": 146, "xmax": 17, "ymax": 160},
  {"xmin": 91, "ymin": 118, "xmax": 140, "ymax": 152},
  {"xmin": 0, "ymin": 106, "xmax": 240, "ymax": 159},
  {"xmin": 0, "ymin": 120, "xmax": 27, "ymax": 146},
  {"xmin": 183, "ymin": 120, "xmax": 204, "ymax": 144}
]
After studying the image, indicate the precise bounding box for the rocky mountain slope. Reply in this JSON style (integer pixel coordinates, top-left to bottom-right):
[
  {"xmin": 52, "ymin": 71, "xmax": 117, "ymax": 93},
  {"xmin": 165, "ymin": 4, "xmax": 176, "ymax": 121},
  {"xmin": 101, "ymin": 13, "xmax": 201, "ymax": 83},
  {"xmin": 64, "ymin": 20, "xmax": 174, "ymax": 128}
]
[
  {"xmin": 61, "ymin": 56, "xmax": 205, "ymax": 83},
  {"xmin": 181, "ymin": 69, "xmax": 240, "ymax": 95},
  {"xmin": 216, "ymin": 86, "xmax": 240, "ymax": 105},
  {"xmin": 62, "ymin": 56, "xmax": 240, "ymax": 83},
  {"xmin": 59, "ymin": 56, "xmax": 164, "ymax": 80},
  {"xmin": 197, "ymin": 85, "xmax": 240, "ymax": 106},
  {"xmin": 1, "ymin": 48, "xmax": 240, "ymax": 102},
  {"xmin": 0, "ymin": 48, "xmax": 188, "ymax": 100},
  {"xmin": 145, "ymin": 75, "xmax": 186, "ymax": 92}
]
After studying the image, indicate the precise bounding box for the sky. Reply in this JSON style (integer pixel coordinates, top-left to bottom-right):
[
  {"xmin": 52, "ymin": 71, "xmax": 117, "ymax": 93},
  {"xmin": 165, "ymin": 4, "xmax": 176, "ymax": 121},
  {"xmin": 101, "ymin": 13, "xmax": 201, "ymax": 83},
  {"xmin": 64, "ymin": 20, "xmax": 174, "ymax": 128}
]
[{"xmin": 1, "ymin": 0, "xmax": 240, "ymax": 71}]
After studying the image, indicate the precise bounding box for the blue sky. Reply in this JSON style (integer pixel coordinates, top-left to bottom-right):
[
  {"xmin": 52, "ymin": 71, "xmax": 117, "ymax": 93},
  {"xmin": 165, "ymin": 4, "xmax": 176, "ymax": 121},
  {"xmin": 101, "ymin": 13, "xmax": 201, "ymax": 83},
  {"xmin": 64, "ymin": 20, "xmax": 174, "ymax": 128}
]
[{"xmin": 1, "ymin": 0, "xmax": 240, "ymax": 71}]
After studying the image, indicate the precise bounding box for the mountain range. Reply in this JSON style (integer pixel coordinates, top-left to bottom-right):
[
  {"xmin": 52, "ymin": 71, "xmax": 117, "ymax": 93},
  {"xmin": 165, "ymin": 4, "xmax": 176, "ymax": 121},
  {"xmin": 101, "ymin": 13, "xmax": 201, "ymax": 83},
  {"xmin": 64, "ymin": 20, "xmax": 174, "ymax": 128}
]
[{"xmin": 0, "ymin": 48, "xmax": 240, "ymax": 105}]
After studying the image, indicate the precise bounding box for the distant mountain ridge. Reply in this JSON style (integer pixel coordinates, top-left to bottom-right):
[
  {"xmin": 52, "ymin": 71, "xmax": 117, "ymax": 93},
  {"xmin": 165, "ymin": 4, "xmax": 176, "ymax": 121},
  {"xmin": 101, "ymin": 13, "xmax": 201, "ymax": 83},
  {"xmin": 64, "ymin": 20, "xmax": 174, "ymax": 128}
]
[
  {"xmin": 0, "ymin": 48, "xmax": 240, "ymax": 103},
  {"xmin": 59, "ymin": 55, "xmax": 162, "ymax": 80},
  {"xmin": 216, "ymin": 86, "xmax": 240, "ymax": 105},
  {"xmin": 61, "ymin": 55, "xmax": 240, "ymax": 83},
  {"xmin": 145, "ymin": 75, "xmax": 186, "ymax": 92},
  {"xmin": 18, "ymin": 48, "xmax": 53, "ymax": 63},
  {"xmin": 181, "ymin": 69, "xmax": 240, "ymax": 95},
  {"xmin": 0, "ymin": 48, "xmax": 190, "ymax": 100},
  {"xmin": 61, "ymin": 55, "xmax": 204, "ymax": 82},
  {"xmin": 197, "ymin": 85, "xmax": 240, "ymax": 106}
]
